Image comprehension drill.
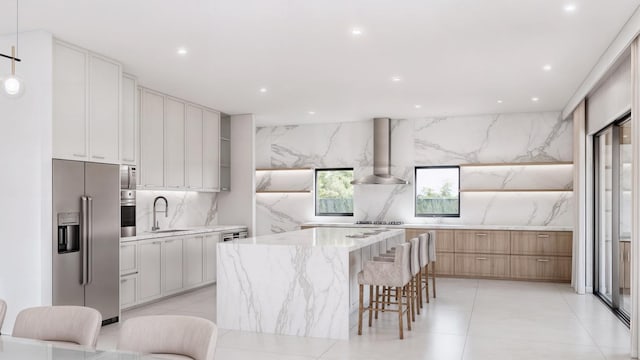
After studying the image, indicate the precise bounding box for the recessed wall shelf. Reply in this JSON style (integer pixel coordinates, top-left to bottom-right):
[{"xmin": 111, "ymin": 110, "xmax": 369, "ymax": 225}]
[
  {"xmin": 459, "ymin": 161, "xmax": 573, "ymax": 167},
  {"xmin": 460, "ymin": 188, "xmax": 573, "ymax": 192},
  {"xmin": 255, "ymin": 190, "xmax": 312, "ymax": 194},
  {"xmin": 255, "ymin": 167, "xmax": 313, "ymax": 171}
]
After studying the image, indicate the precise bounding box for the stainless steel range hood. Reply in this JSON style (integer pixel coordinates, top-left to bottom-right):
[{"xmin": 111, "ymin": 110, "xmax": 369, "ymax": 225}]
[{"xmin": 351, "ymin": 118, "xmax": 409, "ymax": 185}]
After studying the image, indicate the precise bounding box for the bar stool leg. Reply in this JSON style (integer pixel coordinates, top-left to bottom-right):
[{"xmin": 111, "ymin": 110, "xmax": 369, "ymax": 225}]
[
  {"xmin": 406, "ymin": 284, "xmax": 412, "ymax": 331},
  {"xmin": 368, "ymin": 285, "xmax": 373, "ymax": 327},
  {"xmin": 358, "ymin": 284, "xmax": 364, "ymax": 335},
  {"xmin": 397, "ymin": 286, "xmax": 404, "ymax": 339},
  {"xmin": 417, "ymin": 272, "xmax": 422, "ymax": 312},
  {"xmin": 374, "ymin": 285, "xmax": 380, "ymax": 319},
  {"xmin": 432, "ymin": 263, "xmax": 437, "ymax": 298},
  {"xmin": 425, "ymin": 265, "xmax": 430, "ymax": 303}
]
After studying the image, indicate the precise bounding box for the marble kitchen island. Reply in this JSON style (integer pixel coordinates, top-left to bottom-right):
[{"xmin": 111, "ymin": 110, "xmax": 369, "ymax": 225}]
[{"xmin": 217, "ymin": 227, "xmax": 405, "ymax": 340}]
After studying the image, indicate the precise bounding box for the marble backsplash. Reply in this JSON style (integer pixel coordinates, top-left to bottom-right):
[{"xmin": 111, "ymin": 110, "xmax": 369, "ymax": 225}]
[
  {"xmin": 136, "ymin": 190, "xmax": 218, "ymax": 232},
  {"xmin": 255, "ymin": 112, "xmax": 574, "ymax": 235}
]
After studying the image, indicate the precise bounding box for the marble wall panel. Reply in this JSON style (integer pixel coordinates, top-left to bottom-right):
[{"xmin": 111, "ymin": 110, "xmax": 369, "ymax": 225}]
[{"xmin": 136, "ymin": 190, "xmax": 218, "ymax": 231}]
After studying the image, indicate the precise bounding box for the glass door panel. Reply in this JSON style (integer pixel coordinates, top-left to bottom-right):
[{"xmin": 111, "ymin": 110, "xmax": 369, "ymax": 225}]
[
  {"xmin": 619, "ymin": 120, "xmax": 631, "ymax": 315},
  {"xmin": 596, "ymin": 129, "xmax": 613, "ymax": 304}
]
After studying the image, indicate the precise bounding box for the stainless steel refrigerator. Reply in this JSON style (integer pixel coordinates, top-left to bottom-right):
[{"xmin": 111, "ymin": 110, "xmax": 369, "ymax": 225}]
[{"xmin": 53, "ymin": 159, "xmax": 120, "ymax": 325}]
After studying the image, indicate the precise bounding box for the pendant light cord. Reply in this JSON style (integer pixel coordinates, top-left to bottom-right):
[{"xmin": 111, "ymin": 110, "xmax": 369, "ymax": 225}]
[{"xmin": 15, "ymin": 0, "xmax": 18, "ymax": 58}]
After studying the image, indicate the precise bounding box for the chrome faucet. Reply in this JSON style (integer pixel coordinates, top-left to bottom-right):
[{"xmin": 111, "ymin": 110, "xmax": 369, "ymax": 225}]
[{"xmin": 151, "ymin": 196, "xmax": 168, "ymax": 231}]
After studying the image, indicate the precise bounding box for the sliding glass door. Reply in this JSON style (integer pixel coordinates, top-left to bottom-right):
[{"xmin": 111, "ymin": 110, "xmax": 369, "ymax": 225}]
[{"xmin": 594, "ymin": 115, "xmax": 631, "ymax": 321}]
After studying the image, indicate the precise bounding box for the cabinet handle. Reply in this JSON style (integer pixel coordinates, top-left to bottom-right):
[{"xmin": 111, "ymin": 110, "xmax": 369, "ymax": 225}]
[
  {"xmin": 475, "ymin": 233, "xmax": 487, "ymax": 237},
  {"xmin": 152, "ymin": 241, "xmax": 162, "ymax": 245},
  {"xmin": 92, "ymin": 155, "xmax": 105, "ymax": 159},
  {"xmin": 121, "ymin": 271, "xmax": 138, "ymax": 277},
  {"xmin": 536, "ymin": 259, "xmax": 550, "ymax": 262},
  {"xmin": 123, "ymin": 158, "xmax": 134, "ymax": 162},
  {"xmin": 537, "ymin": 234, "xmax": 550, "ymax": 238},
  {"xmin": 475, "ymin": 257, "xmax": 488, "ymax": 260},
  {"xmin": 165, "ymin": 240, "xmax": 174, "ymax": 243},
  {"xmin": 73, "ymin": 153, "xmax": 85, "ymax": 157}
]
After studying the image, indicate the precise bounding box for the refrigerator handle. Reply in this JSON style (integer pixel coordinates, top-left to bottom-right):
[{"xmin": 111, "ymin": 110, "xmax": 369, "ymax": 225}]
[
  {"xmin": 87, "ymin": 196, "xmax": 93, "ymax": 285},
  {"xmin": 81, "ymin": 196, "xmax": 88, "ymax": 286}
]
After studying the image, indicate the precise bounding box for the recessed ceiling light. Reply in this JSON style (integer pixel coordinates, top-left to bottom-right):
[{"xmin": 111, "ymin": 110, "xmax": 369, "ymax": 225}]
[
  {"xmin": 543, "ymin": 64, "xmax": 552, "ymax": 71},
  {"xmin": 351, "ymin": 28, "xmax": 363, "ymax": 36},
  {"xmin": 531, "ymin": 97, "xmax": 539, "ymax": 102},
  {"xmin": 391, "ymin": 76, "xmax": 402, "ymax": 82},
  {"xmin": 177, "ymin": 47, "xmax": 188, "ymax": 55},
  {"xmin": 497, "ymin": 100, "xmax": 503, "ymax": 104},
  {"xmin": 564, "ymin": 4, "xmax": 577, "ymax": 13},
  {"xmin": 259, "ymin": 87, "xmax": 268, "ymax": 93},
  {"xmin": 308, "ymin": 111, "xmax": 316, "ymax": 115},
  {"xmin": 414, "ymin": 104, "xmax": 422, "ymax": 109}
]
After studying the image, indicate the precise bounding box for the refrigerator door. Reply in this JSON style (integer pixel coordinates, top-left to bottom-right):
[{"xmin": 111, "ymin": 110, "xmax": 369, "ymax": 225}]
[
  {"xmin": 52, "ymin": 160, "xmax": 85, "ymax": 307},
  {"xmin": 84, "ymin": 162, "xmax": 120, "ymax": 323}
]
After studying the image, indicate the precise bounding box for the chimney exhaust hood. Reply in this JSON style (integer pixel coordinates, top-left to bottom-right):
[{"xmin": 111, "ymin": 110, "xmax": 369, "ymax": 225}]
[{"xmin": 351, "ymin": 118, "xmax": 409, "ymax": 185}]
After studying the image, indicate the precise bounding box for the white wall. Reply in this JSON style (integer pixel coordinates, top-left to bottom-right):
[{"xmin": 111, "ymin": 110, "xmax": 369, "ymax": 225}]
[
  {"xmin": 218, "ymin": 114, "xmax": 256, "ymax": 234},
  {"xmin": 587, "ymin": 54, "xmax": 632, "ymax": 135},
  {"xmin": 0, "ymin": 31, "xmax": 53, "ymax": 333}
]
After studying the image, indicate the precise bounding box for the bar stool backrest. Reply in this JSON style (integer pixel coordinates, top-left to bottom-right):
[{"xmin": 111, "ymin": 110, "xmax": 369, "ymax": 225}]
[
  {"xmin": 418, "ymin": 233, "xmax": 429, "ymax": 267},
  {"xmin": 428, "ymin": 230, "xmax": 437, "ymax": 262},
  {"xmin": 409, "ymin": 238, "xmax": 420, "ymax": 276}
]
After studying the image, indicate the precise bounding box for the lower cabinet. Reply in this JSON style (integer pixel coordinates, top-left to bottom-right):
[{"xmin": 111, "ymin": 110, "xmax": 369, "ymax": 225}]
[
  {"xmin": 204, "ymin": 233, "xmax": 220, "ymax": 282},
  {"xmin": 510, "ymin": 255, "xmax": 571, "ymax": 281},
  {"xmin": 138, "ymin": 241, "xmax": 162, "ymax": 302},
  {"xmin": 120, "ymin": 274, "xmax": 138, "ymax": 308},
  {"xmin": 433, "ymin": 252, "xmax": 455, "ymax": 275},
  {"xmin": 184, "ymin": 236, "xmax": 204, "ymax": 287},
  {"xmin": 454, "ymin": 254, "xmax": 510, "ymax": 278},
  {"xmin": 162, "ymin": 238, "xmax": 184, "ymax": 294}
]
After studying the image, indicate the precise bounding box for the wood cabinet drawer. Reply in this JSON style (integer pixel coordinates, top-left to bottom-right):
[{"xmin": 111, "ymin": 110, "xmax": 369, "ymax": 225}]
[
  {"xmin": 511, "ymin": 231, "xmax": 572, "ymax": 256},
  {"xmin": 433, "ymin": 252, "xmax": 454, "ymax": 275},
  {"xmin": 405, "ymin": 229, "xmax": 455, "ymax": 252},
  {"xmin": 510, "ymin": 255, "xmax": 571, "ymax": 281},
  {"xmin": 454, "ymin": 254, "xmax": 510, "ymax": 278},
  {"xmin": 454, "ymin": 230, "xmax": 510, "ymax": 254}
]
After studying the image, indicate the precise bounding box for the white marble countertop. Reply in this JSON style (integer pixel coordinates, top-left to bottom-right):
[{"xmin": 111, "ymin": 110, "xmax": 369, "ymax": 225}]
[
  {"xmin": 220, "ymin": 227, "xmax": 405, "ymax": 252},
  {"xmin": 121, "ymin": 225, "xmax": 248, "ymax": 242},
  {"xmin": 303, "ymin": 222, "xmax": 573, "ymax": 232}
]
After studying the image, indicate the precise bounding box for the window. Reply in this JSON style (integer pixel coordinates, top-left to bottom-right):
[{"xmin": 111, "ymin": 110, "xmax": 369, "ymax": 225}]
[
  {"xmin": 415, "ymin": 166, "xmax": 460, "ymax": 217},
  {"xmin": 315, "ymin": 168, "xmax": 354, "ymax": 216}
]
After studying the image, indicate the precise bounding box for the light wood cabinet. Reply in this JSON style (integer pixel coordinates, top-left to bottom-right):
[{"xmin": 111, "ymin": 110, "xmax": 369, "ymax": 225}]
[
  {"xmin": 454, "ymin": 254, "xmax": 510, "ymax": 278},
  {"xmin": 138, "ymin": 241, "xmax": 162, "ymax": 302},
  {"xmin": 435, "ymin": 230, "xmax": 455, "ymax": 252},
  {"xmin": 454, "ymin": 230, "xmax": 510, "ymax": 254},
  {"xmin": 510, "ymin": 231, "xmax": 572, "ymax": 256},
  {"xmin": 88, "ymin": 54, "xmax": 121, "ymax": 163},
  {"xmin": 510, "ymin": 255, "xmax": 571, "ymax": 281},
  {"xmin": 121, "ymin": 74, "xmax": 138, "ymax": 165},
  {"xmin": 186, "ymin": 105, "xmax": 204, "ymax": 190},
  {"xmin": 433, "ymin": 252, "xmax": 455, "ymax": 275},
  {"xmin": 165, "ymin": 98, "xmax": 185, "ymax": 188},
  {"xmin": 620, "ymin": 241, "xmax": 631, "ymax": 291},
  {"xmin": 140, "ymin": 89, "xmax": 165, "ymax": 187},
  {"xmin": 162, "ymin": 238, "xmax": 184, "ymax": 294},
  {"xmin": 203, "ymin": 109, "xmax": 221, "ymax": 191},
  {"xmin": 184, "ymin": 236, "xmax": 204, "ymax": 287}
]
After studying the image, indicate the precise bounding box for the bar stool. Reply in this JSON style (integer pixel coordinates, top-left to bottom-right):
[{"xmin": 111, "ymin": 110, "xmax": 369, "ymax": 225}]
[
  {"xmin": 376, "ymin": 238, "xmax": 421, "ymax": 320},
  {"xmin": 418, "ymin": 233, "xmax": 430, "ymax": 306},
  {"xmin": 357, "ymin": 242, "xmax": 412, "ymax": 339},
  {"xmin": 428, "ymin": 230, "xmax": 437, "ymax": 298}
]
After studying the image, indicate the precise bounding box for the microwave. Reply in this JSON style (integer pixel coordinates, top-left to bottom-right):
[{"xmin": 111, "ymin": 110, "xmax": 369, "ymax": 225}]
[{"xmin": 120, "ymin": 165, "xmax": 137, "ymax": 190}]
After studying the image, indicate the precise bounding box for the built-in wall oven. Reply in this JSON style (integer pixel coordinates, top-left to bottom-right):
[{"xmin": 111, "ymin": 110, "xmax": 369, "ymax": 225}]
[{"xmin": 121, "ymin": 190, "xmax": 136, "ymax": 237}]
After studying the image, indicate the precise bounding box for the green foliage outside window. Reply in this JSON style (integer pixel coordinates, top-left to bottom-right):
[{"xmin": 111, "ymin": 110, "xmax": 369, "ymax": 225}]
[
  {"xmin": 316, "ymin": 169, "xmax": 354, "ymax": 215},
  {"xmin": 415, "ymin": 167, "xmax": 460, "ymax": 216}
]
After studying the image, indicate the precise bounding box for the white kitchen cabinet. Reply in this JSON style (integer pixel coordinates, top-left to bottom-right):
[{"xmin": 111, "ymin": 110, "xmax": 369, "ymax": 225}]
[
  {"xmin": 203, "ymin": 109, "xmax": 220, "ymax": 191},
  {"xmin": 140, "ymin": 89, "xmax": 165, "ymax": 187},
  {"xmin": 53, "ymin": 41, "xmax": 88, "ymax": 160},
  {"xmin": 184, "ymin": 236, "xmax": 204, "ymax": 287},
  {"xmin": 121, "ymin": 74, "xmax": 138, "ymax": 165},
  {"xmin": 204, "ymin": 233, "xmax": 221, "ymax": 283},
  {"xmin": 219, "ymin": 114, "xmax": 231, "ymax": 191},
  {"xmin": 162, "ymin": 237, "xmax": 184, "ymax": 294},
  {"xmin": 186, "ymin": 105, "xmax": 204, "ymax": 190},
  {"xmin": 165, "ymin": 98, "xmax": 185, "ymax": 188},
  {"xmin": 120, "ymin": 274, "xmax": 138, "ymax": 309},
  {"xmin": 138, "ymin": 240, "xmax": 162, "ymax": 302},
  {"xmin": 120, "ymin": 243, "xmax": 137, "ymax": 276},
  {"xmin": 88, "ymin": 54, "xmax": 121, "ymax": 163}
]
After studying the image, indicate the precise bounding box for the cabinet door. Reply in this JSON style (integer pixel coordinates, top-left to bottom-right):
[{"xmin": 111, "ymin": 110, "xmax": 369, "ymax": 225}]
[
  {"xmin": 165, "ymin": 98, "xmax": 185, "ymax": 188},
  {"xmin": 454, "ymin": 230, "xmax": 510, "ymax": 254},
  {"xmin": 140, "ymin": 89, "xmax": 165, "ymax": 187},
  {"xmin": 203, "ymin": 109, "xmax": 220, "ymax": 191},
  {"xmin": 120, "ymin": 243, "xmax": 137, "ymax": 276},
  {"xmin": 120, "ymin": 274, "xmax": 137, "ymax": 309},
  {"xmin": 89, "ymin": 54, "xmax": 121, "ymax": 163},
  {"xmin": 510, "ymin": 255, "xmax": 571, "ymax": 281},
  {"xmin": 184, "ymin": 236, "xmax": 204, "ymax": 287},
  {"xmin": 454, "ymin": 254, "xmax": 510, "ymax": 278},
  {"xmin": 433, "ymin": 252, "xmax": 454, "ymax": 275},
  {"xmin": 138, "ymin": 241, "xmax": 162, "ymax": 301},
  {"xmin": 121, "ymin": 74, "xmax": 138, "ymax": 165},
  {"xmin": 204, "ymin": 233, "xmax": 220, "ymax": 282},
  {"xmin": 53, "ymin": 41, "xmax": 88, "ymax": 160},
  {"xmin": 185, "ymin": 105, "xmax": 204, "ymax": 189},
  {"xmin": 163, "ymin": 238, "xmax": 184, "ymax": 294},
  {"xmin": 510, "ymin": 231, "xmax": 572, "ymax": 256}
]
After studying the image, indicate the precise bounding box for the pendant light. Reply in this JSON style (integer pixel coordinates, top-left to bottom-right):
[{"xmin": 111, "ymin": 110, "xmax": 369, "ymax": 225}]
[{"xmin": 1, "ymin": 0, "xmax": 24, "ymax": 99}]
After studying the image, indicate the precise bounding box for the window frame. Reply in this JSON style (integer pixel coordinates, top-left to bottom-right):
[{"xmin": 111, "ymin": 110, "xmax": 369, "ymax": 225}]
[
  {"xmin": 414, "ymin": 165, "xmax": 461, "ymax": 218},
  {"xmin": 315, "ymin": 167, "xmax": 355, "ymax": 217}
]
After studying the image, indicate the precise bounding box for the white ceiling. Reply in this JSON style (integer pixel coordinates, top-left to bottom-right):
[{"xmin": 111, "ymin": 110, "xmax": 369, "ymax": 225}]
[{"xmin": 1, "ymin": 0, "xmax": 639, "ymax": 126}]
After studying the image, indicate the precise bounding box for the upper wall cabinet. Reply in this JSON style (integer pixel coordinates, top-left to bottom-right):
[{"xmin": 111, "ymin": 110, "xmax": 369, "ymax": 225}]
[
  {"xmin": 53, "ymin": 40, "xmax": 122, "ymax": 164},
  {"xmin": 138, "ymin": 86, "xmax": 227, "ymax": 192},
  {"xmin": 121, "ymin": 74, "xmax": 138, "ymax": 165}
]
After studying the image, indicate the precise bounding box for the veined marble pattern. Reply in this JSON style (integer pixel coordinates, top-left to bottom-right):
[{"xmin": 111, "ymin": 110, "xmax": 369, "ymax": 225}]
[
  {"xmin": 136, "ymin": 190, "xmax": 218, "ymax": 232},
  {"xmin": 414, "ymin": 112, "xmax": 572, "ymax": 165},
  {"xmin": 255, "ymin": 170, "xmax": 314, "ymax": 191},
  {"xmin": 255, "ymin": 112, "xmax": 574, "ymax": 235}
]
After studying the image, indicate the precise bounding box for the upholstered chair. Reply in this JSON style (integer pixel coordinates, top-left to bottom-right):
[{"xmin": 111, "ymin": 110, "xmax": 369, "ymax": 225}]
[
  {"xmin": 357, "ymin": 242, "xmax": 412, "ymax": 339},
  {"xmin": 12, "ymin": 306, "xmax": 102, "ymax": 348},
  {"xmin": 428, "ymin": 230, "xmax": 437, "ymax": 298},
  {"xmin": 418, "ymin": 233, "xmax": 430, "ymax": 306},
  {"xmin": 117, "ymin": 315, "xmax": 218, "ymax": 360},
  {"xmin": 408, "ymin": 237, "xmax": 421, "ymax": 320},
  {"xmin": 0, "ymin": 299, "xmax": 6, "ymax": 335}
]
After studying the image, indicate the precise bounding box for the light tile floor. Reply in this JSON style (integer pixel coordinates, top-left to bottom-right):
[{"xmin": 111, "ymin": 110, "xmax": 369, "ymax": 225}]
[{"xmin": 98, "ymin": 278, "xmax": 631, "ymax": 359}]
